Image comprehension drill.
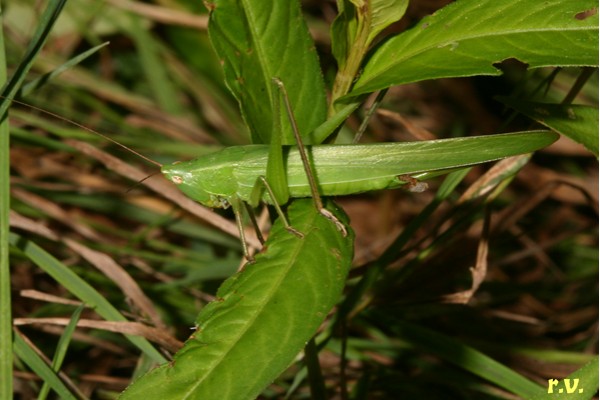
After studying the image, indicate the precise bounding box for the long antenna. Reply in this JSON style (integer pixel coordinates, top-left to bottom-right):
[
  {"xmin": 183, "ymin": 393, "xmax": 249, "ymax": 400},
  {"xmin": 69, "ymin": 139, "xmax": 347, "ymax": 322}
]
[{"xmin": 3, "ymin": 95, "xmax": 163, "ymax": 168}]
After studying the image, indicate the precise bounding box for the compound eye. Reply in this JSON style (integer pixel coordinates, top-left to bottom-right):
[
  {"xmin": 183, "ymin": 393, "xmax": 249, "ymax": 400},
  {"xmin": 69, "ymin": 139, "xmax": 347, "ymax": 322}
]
[{"xmin": 171, "ymin": 175, "xmax": 184, "ymax": 185}]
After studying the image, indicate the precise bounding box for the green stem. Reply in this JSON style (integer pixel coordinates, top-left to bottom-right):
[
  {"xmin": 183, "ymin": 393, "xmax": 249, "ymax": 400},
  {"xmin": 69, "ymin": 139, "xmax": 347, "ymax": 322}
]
[{"xmin": 329, "ymin": 7, "xmax": 371, "ymax": 116}]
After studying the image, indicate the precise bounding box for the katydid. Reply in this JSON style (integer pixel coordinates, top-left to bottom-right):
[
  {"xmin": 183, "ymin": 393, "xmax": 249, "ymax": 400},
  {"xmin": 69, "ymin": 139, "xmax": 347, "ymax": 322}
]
[
  {"xmin": 162, "ymin": 131, "xmax": 558, "ymax": 210},
  {"xmin": 6, "ymin": 96, "xmax": 558, "ymax": 259},
  {"xmin": 161, "ymin": 79, "xmax": 558, "ymax": 260}
]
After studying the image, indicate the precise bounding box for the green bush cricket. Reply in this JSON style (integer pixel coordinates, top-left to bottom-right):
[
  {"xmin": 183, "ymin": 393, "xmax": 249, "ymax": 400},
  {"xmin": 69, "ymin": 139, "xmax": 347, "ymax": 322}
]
[
  {"xmin": 161, "ymin": 130, "xmax": 558, "ymax": 245},
  {"xmin": 6, "ymin": 92, "xmax": 559, "ymax": 259},
  {"xmin": 160, "ymin": 78, "xmax": 559, "ymax": 259}
]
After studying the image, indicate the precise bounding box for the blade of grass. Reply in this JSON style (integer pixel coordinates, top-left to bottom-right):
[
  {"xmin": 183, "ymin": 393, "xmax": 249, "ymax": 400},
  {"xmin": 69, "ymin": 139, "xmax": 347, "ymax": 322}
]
[
  {"xmin": 9, "ymin": 233, "xmax": 166, "ymax": 364},
  {"xmin": 13, "ymin": 330, "xmax": 79, "ymax": 400},
  {"xmin": 0, "ymin": 4, "xmax": 10, "ymax": 398},
  {"xmin": 127, "ymin": 15, "xmax": 181, "ymax": 114},
  {"xmin": 37, "ymin": 304, "xmax": 85, "ymax": 400},
  {"xmin": 20, "ymin": 42, "xmax": 110, "ymax": 97},
  {"xmin": 1, "ymin": 1, "xmax": 68, "ymax": 396},
  {"xmin": 336, "ymin": 169, "xmax": 470, "ymax": 322},
  {"xmin": 386, "ymin": 318, "xmax": 546, "ymax": 398},
  {"xmin": 0, "ymin": 0, "xmax": 68, "ymax": 115}
]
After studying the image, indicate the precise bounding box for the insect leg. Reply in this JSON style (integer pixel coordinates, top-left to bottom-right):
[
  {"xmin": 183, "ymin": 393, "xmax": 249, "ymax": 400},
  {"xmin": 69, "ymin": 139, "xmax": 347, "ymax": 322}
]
[
  {"xmin": 256, "ymin": 176, "xmax": 303, "ymax": 238},
  {"xmin": 243, "ymin": 202, "xmax": 266, "ymax": 245},
  {"xmin": 272, "ymin": 77, "xmax": 348, "ymax": 237},
  {"xmin": 230, "ymin": 197, "xmax": 256, "ymax": 263}
]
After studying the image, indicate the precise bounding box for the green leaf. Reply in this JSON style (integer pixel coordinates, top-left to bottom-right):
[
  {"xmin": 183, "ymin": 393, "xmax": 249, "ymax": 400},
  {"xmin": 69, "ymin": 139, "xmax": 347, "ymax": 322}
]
[
  {"xmin": 498, "ymin": 97, "xmax": 599, "ymax": 157},
  {"xmin": 348, "ymin": 0, "xmax": 599, "ymax": 97},
  {"xmin": 207, "ymin": 0, "xmax": 327, "ymax": 144},
  {"xmin": 119, "ymin": 199, "xmax": 354, "ymax": 400}
]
